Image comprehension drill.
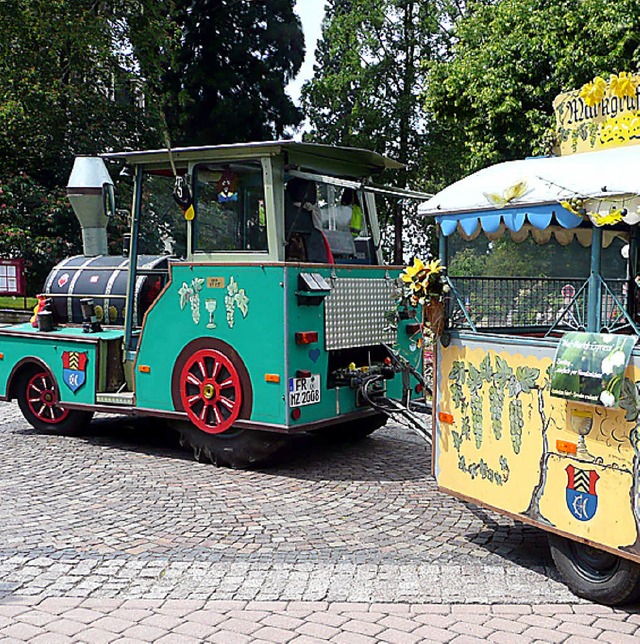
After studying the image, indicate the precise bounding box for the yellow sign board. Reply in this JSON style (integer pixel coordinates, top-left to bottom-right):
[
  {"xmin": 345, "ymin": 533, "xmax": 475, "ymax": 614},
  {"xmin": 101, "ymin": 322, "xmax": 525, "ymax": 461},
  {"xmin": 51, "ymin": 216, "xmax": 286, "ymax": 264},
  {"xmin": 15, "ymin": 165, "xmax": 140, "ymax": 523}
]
[
  {"xmin": 553, "ymin": 73, "xmax": 640, "ymax": 155},
  {"xmin": 206, "ymin": 277, "xmax": 226, "ymax": 289}
]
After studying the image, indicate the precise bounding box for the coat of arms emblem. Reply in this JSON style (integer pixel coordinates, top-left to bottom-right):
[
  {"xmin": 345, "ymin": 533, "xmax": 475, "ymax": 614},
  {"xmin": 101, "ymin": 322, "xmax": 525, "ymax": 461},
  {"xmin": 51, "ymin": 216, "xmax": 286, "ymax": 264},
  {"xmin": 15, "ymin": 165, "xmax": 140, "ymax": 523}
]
[
  {"xmin": 565, "ymin": 464, "xmax": 599, "ymax": 521},
  {"xmin": 61, "ymin": 351, "xmax": 88, "ymax": 393}
]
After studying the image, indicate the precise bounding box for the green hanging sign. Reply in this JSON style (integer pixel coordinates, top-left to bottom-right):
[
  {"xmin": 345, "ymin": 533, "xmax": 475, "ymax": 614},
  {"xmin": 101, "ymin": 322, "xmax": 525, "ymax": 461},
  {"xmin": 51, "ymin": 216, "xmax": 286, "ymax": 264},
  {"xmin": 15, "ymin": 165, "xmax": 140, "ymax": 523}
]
[{"xmin": 550, "ymin": 332, "xmax": 636, "ymax": 407}]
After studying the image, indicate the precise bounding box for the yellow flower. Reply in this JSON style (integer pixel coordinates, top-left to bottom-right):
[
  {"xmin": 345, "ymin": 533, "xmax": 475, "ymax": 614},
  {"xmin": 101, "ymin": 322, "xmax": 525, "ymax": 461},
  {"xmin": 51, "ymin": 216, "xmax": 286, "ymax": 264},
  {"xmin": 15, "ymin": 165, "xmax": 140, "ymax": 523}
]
[
  {"xmin": 590, "ymin": 209, "xmax": 624, "ymax": 226},
  {"xmin": 579, "ymin": 76, "xmax": 607, "ymax": 107},
  {"xmin": 426, "ymin": 259, "xmax": 444, "ymax": 275},
  {"xmin": 609, "ymin": 72, "xmax": 637, "ymax": 99},
  {"xmin": 401, "ymin": 257, "xmax": 425, "ymax": 283}
]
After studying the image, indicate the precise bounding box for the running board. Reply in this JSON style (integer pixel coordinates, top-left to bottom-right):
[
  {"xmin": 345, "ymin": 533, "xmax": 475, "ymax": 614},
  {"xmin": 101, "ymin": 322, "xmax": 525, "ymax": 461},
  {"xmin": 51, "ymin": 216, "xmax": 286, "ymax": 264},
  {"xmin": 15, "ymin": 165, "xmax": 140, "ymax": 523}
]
[{"xmin": 96, "ymin": 392, "xmax": 135, "ymax": 405}]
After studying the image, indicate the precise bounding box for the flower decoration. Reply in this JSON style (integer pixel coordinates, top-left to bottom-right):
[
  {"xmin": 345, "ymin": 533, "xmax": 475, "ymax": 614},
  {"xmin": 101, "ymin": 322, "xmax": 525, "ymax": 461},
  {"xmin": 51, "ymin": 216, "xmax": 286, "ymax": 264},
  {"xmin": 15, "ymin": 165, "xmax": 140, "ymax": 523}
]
[
  {"xmin": 579, "ymin": 76, "xmax": 607, "ymax": 107},
  {"xmin": 484, "ymin": 180, "xmax": 528, "ymax": 208},
  {"xmin": 590, "ymin": 207, "xmax": 626, "ymax": 227},
  {"xmin": 609, "ymin": 72, "xmax": 637, "ymax": 99},
  {"xmin": 560, "ymin": 197, "xmax": 587, "ymax": 217},
  {"xmin": 400, "ymin": 257, "xmax": 449, "ymax": 306}
]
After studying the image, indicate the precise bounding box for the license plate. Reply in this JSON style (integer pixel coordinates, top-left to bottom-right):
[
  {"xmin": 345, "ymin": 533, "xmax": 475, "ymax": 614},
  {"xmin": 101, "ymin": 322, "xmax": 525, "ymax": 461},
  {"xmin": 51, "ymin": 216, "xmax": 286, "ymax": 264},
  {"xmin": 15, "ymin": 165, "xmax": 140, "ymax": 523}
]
[{"xmin": 288, "ymin": 374, "xmax": 321, "ymax": 407}]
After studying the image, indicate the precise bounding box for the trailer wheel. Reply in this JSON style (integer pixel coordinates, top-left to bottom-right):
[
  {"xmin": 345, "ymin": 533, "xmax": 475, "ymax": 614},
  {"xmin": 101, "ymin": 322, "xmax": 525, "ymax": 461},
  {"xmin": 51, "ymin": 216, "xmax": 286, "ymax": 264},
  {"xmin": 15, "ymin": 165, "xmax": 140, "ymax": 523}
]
[
  {"xmin": 548, "ymin": 534, "xmax": 640, "ymax": 605},
  {"xmin": 16, "ymin": 366, "xmax": 93, "ymax": 434}
]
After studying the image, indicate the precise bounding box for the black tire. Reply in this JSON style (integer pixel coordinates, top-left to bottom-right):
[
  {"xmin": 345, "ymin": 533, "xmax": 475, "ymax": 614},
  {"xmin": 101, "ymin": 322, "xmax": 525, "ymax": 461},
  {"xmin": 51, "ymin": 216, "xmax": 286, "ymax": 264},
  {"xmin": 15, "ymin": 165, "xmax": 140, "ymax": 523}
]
[
  {"xmin": 173, "ymin": 421, "xmax": 288, "ymax": 469},
  {"xmin": 16, "ymin": 365, "xmax": 93, "ymax": 435},
  {"xmin": 548, "ymin": 534, "xmax": 640, "ymax": 605},
  {"xmin": 316, "ymin": 413, "xmax": 387, "ymax": 443}
]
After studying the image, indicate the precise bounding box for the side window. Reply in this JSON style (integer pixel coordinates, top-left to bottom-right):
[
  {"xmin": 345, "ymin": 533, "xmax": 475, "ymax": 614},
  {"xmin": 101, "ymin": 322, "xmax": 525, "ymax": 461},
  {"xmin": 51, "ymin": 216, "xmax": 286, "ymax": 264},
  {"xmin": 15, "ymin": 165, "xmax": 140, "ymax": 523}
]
[
  {"xmin": 318, "ymin": 183, "xmax": 375, "ymax": 264},
  {"xmin": 140, "ymin": 173, "xmax": 187, "ymax": 257},
  {"xmin": 194, "ymin": 162, "xmax": 267, "ymax": 252}
]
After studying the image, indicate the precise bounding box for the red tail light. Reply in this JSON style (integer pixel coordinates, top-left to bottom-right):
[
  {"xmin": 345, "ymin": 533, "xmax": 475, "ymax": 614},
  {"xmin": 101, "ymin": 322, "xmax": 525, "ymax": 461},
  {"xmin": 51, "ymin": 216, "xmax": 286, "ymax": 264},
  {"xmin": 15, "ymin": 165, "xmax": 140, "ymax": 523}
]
[{"xmin": 295, "ymin": 331, "xmax": 318, "ymax": 345}]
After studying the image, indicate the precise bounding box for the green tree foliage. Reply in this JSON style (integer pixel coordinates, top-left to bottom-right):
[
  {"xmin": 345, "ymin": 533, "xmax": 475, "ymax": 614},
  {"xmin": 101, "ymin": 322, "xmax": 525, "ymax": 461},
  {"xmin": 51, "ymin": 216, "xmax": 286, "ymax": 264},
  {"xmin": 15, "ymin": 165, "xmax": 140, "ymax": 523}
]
[
  {"xmin": 0, "ymin": 0, "xmax": 303, "ymax": 294},
  {"xmin": 0, "ymin": 174, "xmax": 82, "ymax": 293},
  {"xmin": 0, "ymin": 0, "xmax": 173, "ymax": 188},
  {"xmin": 301, "ymin": 0, "xmax": 459, "ymax": 262},
  {"xmin": 164, "ymin": 0, "xmax": 304, "ymax": 144},
  {"xmin": 425, "ymin": 0, "xmax": 640, "ymax": 179}
]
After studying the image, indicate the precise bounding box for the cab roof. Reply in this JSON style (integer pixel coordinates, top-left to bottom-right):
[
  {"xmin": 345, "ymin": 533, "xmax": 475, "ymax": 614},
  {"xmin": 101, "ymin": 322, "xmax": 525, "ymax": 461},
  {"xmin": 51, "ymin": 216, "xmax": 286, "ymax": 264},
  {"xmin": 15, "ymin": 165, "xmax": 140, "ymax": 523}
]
[{"xmin": 101, "ymin": 140, "xmax": 403, "ymax": 178}]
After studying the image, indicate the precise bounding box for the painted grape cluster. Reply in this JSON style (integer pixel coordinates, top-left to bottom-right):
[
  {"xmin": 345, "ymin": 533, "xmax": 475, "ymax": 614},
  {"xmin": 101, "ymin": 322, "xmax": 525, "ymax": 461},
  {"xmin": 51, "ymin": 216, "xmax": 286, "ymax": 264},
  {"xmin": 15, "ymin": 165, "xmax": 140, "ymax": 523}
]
[{"xmin": 447, "ymin": 355, "xmax": 540, "ymax": 484}]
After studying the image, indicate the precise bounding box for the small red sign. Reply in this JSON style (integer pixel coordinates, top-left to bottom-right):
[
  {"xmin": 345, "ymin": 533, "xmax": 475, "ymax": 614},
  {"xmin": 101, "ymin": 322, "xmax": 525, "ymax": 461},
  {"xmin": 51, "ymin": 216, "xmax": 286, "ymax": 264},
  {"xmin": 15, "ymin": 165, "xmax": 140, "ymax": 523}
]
[{"xmin": 0, "ymin": 259, "xmax": 25, "ymax": 296}]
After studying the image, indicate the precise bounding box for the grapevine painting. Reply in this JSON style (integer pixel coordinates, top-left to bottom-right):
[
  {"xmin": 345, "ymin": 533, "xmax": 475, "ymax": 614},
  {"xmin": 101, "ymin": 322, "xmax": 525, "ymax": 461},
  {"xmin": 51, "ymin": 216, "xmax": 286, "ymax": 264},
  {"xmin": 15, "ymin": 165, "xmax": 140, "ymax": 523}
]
[{"xmin": 436, "ymin": 340, "xmax": 640, "ymax": 554}]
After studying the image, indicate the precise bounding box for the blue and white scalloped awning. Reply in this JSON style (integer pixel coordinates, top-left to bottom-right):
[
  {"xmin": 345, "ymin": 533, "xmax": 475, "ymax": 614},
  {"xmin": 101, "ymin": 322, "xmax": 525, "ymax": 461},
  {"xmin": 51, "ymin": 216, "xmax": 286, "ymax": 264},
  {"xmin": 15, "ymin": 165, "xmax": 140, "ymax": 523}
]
[{"xmin": 419, "ymin": 145, "xmax": 640, "ymax": 236}]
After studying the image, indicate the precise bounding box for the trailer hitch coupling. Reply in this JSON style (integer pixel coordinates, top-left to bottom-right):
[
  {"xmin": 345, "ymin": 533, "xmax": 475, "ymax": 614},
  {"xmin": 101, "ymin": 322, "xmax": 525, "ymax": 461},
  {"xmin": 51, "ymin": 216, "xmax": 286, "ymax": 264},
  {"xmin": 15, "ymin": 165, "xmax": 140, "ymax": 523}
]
[{"xmin": 334, "ymin": 344, "xmax": 432, "ymax": 446}]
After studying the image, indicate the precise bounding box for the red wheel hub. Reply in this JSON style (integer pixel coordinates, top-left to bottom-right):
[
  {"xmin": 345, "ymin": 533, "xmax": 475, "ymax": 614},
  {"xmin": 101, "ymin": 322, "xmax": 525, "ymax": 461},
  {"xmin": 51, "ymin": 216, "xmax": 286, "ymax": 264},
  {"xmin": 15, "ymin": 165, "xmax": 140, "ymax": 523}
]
[
  {"xmin": 26, "ymin": 371, "xmax": 69, "ymax": 424},
  {"xmin": 179, "ymin": 348, "xmax": 242, "ymax": 434}
]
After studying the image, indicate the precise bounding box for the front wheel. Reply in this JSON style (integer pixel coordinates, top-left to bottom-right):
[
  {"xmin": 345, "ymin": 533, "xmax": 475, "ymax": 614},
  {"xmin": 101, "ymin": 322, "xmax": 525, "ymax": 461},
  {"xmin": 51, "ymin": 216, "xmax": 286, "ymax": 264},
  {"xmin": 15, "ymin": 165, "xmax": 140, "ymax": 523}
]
[
  {"xmin": 549, "ymin": 534, "xmax": 640, "ymax": 605},
  {"xmin": 16, "ymin": 366, "xmax": 93, "ymax": 434}
]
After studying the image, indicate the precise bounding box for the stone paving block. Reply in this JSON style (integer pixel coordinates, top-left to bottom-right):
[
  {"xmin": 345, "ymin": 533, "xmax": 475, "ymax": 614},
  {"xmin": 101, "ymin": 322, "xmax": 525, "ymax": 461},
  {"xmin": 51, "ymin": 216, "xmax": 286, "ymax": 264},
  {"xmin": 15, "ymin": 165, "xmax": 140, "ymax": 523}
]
[
  {"xmin": 376, "ymin": 627, "xmax": 424, "ymax": 644},
  {"xmin": 217, "ymin": 616, "xmax": 263, "ymax": 635},
  {"xmin": 562, "ymin": 636, "xmax": 601, "ymax": 644},
  {"xmin": 306, "ymin": 611, "xmax": 349, "ymax": 628},
  {"xmin": 448, "ymin": 635, "xmax": 489, "ymax": 644},
  {"xmin": 520, "ymin": 625, "xmax": 569, "ymax": 642},
  {"xmin": 598, "ymin": 633, "xmax": 640, "ymax": 644},
  {"xmin": 296, "ymin": 620, "xmax": 341, "ymax": 640},
  {"xmin": 36, "ymin": 598, "xmax": 83, "ymax": 614},
  {"xmin": 341, "ymin": 618, "xmax": 385, "ymax": 637},
  {"xmin": 30, "ymin": 632, "xmax": 73, "ymax": 644},
  {"xmin": 16, "ymin": 609, "xmax": 57, "ymax": 627},
  {"xmin": 155, "ymin": 634, "xmax": 201, "ymax": 644},
  {"xmin": 489, "ymin": 605, "xmax": 533, "ymax": 615},
  {"xmin": 483, "ymin": 616, "xmax": 529, "ymax": 634},
  {"xmin": 557, "ymin": 620, "xmax": 603, "ymax": 639},
  {"xmin": 139, "ymin": 612, "xmax": 183, "ymax": 631},
  {"xmin": 330, "ymin": 631, "xmax": 377, "ymax": 644},
  {"xmin": 91, "ymin": 615, "xmax": 134, "ymax": 634},
  {"xmin": 592, "ymin": 617, "xmax": 639, "ymax": 633},
  {"xmin": 75, "ymin": 627, "xmax": 120, "ymax": 644},
  {"xmin": 47, "ymin": 617, "xmax": 87, "ymax": 637},
  {"xmin": 1, "ymin": 621, "xmax": 45, "ymax": 640},
  {"xmin": 121, "ymin": 623, "xmax": 168, "ymax": 641},
  {"xmin": 412, "ymin": 624, "xmax": 456, "ymax": 643},
  {"xmin": 449, "ymin": 619, "xmax": 494, "ymax": 638},
  {"xmin": 62, "ymin": 607, "xmax": 107, "ymax": 624},
  {"xmin": 519, "ymin": 613, "xmax": 562, "ymax": 629},
  {"xmin": 262, "ymin": 614, "xmax": 305, "ymax": 631},
  {"xmin": 486, "ymin": 633, "xmax": 535, "ymax": 644},
  {"xmin": 251, "ymin": 625, "xmax": 297, "ymax": 643},
  {"xmin": 172, "ymin": 619, "xmax": 218, "ymax": 639}
]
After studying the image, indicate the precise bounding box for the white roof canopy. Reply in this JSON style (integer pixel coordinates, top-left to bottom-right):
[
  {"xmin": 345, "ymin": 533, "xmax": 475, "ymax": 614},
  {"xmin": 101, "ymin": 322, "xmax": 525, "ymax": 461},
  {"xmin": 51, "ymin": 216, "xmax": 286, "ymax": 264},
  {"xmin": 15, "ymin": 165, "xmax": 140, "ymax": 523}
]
[{"xmin": 419, "ymin": 145, "xmax": 640, "ymax": 237}]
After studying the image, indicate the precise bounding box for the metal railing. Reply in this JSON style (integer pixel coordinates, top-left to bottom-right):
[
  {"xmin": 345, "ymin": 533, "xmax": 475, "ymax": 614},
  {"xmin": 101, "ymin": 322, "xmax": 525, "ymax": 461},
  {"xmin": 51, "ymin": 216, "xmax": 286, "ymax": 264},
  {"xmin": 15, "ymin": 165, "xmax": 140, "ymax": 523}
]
[{"xmin": 447, "ymin": 276, "xmax": 636, "ymax": 334}]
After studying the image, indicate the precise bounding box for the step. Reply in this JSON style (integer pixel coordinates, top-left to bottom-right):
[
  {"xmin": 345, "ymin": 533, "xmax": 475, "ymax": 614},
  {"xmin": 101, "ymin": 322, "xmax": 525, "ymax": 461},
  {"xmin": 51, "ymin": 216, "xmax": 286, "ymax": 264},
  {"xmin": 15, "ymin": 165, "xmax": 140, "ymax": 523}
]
[{"xmin": 96, "ymin": 391, "xmax": 134, "ymax": 405}]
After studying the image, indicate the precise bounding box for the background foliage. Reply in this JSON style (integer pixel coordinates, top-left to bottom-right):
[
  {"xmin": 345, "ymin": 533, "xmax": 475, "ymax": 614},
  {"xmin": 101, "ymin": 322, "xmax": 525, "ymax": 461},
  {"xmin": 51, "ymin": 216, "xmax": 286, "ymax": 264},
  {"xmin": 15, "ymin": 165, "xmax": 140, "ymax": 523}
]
[
  {"xmin": 2, "ymin": 0, "xmax": 640, "ymax": 291},
  {"xmin": 0, "ymin": 0, "xmax": 303, "ymax": 294}
]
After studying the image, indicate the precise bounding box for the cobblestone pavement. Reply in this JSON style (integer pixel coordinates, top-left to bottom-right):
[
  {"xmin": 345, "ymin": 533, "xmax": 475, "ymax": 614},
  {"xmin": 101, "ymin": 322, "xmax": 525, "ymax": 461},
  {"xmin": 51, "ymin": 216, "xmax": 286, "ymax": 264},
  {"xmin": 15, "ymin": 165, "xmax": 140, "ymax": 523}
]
[{"xmin": 2, "ymin": 400, "xmax": 640, "ymax": 642}]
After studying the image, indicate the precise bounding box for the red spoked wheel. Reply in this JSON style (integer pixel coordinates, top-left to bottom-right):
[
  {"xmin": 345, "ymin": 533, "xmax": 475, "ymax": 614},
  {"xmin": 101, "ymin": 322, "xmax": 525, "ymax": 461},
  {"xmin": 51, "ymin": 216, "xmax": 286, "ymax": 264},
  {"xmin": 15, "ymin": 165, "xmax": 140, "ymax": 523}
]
[
  {"xmin": 179, "ymin": 348, "xmax": 243, "ymax": 434},
  {"xmin": 24, "ymin": 370, "xmax": 70, "ymax": 424},
  {"xmin": 16, "ymin": 364, "xmax": 93, "ymax": 434}
]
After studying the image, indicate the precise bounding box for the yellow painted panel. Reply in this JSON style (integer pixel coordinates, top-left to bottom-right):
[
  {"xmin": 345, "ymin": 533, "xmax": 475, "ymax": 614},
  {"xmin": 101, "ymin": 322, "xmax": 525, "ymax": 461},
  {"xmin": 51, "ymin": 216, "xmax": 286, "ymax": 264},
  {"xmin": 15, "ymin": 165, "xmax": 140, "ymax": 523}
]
[{"xmin": 436, "ymin": 340, "xmax": 640, "ymax": 555}]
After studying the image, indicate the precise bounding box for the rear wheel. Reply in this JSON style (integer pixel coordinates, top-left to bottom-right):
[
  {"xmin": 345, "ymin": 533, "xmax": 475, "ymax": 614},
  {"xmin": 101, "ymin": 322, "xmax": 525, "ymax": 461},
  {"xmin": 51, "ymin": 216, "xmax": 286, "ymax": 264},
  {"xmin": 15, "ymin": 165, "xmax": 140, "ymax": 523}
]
[
  {"xmin": 175, "ymin": 421, "xmax": 287, "ymax": 469},
  {"xmin": 549, "ymin": 534, "xmax": 640, "ymax": 605},
  {"xmin": 172, "ymin": 339, "xmax": 286, "ymax": 468},
  {"xmin": 16, "ymin": 365, "xmax": 93, "ymax": 434}
]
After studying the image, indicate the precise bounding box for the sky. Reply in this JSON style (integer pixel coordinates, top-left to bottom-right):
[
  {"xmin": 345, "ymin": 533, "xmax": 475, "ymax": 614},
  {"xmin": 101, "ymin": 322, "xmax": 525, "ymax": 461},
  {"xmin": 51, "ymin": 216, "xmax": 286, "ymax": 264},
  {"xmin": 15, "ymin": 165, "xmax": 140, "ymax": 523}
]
[{"xmin": 287, "ymin": 1, "xmax": 327, "ymax": 105}]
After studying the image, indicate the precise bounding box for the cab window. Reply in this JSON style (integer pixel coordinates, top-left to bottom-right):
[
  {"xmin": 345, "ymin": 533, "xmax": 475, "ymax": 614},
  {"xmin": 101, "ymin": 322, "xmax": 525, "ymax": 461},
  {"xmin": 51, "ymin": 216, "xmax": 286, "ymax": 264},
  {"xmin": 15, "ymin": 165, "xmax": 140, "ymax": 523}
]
[{"xmin": 194, "ymin": 162, "xmax": 267, "ymax": 252}]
